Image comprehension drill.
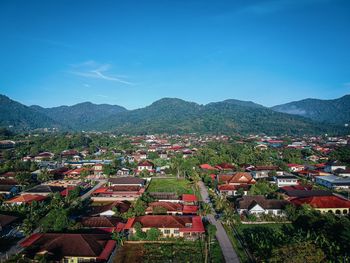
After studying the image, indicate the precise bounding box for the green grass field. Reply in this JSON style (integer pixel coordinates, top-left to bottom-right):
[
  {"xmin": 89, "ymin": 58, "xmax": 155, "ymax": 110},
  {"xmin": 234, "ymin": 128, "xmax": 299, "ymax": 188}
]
[{"xmin": 147, "ymin": 178, "xmax": 194, "ymax": 195}]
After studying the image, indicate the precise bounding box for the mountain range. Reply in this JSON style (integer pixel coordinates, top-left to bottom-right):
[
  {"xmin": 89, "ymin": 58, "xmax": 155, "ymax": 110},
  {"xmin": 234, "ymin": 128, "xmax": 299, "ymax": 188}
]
[
  {"xmin": 0, "ymin": 94, "xmax": 349, "ymax": 135},
  {"xmin": 272, "ymin": 95, "xmax": 350, "ymax": 125}
]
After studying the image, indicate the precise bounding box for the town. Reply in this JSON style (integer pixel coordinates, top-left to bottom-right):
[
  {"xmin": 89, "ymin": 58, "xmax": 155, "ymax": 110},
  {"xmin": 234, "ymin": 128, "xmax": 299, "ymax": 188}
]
[{"xmin": 0, "ymin": 130, "xmax": 349, "ymax": 262}]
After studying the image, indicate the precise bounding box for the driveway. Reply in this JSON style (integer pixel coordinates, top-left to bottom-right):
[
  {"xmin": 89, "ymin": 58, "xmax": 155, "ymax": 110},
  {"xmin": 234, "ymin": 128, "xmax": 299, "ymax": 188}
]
[{"xmin": 198, "ymin": 181, "xmax": 240, "ymax": 263}]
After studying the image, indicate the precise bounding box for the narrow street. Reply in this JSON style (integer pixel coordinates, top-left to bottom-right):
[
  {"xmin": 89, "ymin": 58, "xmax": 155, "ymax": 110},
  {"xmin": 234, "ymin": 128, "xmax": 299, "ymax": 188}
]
[{"xmin": 198, "ymin": 181, "xmax": 240, "ymax": 263}]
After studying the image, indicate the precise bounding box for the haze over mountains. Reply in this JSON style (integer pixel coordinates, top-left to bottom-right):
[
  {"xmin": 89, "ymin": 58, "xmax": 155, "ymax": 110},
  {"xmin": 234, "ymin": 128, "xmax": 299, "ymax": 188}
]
[
  {"xmin": 272, "ymin": 95, "xmax": 350, "ymax": 125},
  {"xmin": 0, "ymin": 94, "xmax": 349, "ymax": 135}
]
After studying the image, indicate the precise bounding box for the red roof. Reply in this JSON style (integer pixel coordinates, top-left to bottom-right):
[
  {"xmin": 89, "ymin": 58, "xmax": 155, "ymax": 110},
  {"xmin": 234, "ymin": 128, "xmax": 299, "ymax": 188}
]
[
  {"xmin": 280, "ymin": 185, "xmax": 312, "ymax": 191},
  {"xmin": 60, "ymin": 186, "xmax": 76, "ymax": 197},
  {"xmin": 125, "ymin": 215, "xmax": 204, "ymax": 233},
  {"xmin": 5, "ymin": 194, "xmax": 47, "ymax": 204},
  {"xmin": 97, "ymin": 240, "xmax": 116, "ymax": 261},
  {"xmin": 199, "ymin": 164, "xmax": 217, "ymax": 170},
  {"xmin": 215, "ymin": 163, "xmax": 236, "ymax": 170},
  {"xmin": 20, "ymin": 233, "xmax": 43, "ymax": 247},
  {"xmin": 218, "ymin": 184, "xmax": 250, "ymax": 191},
  {"xmin": 183, "ymin": 205, "xmax": 198, "ymax": 214},
  {"xmin": 290, "ymin": 195, "xmax": 350, "ymax": 209},
  {"xmin": 182, "ymin": 194, "xmax": 198, "ymax": 202},
  {"xmin": 137, "ymin": 160, "xmax": 154, "ymax": 167},
  {"xmin": 93, "ymin": 187, "xmax": 109, "ymax": 194},
  {"xmin": 287, "ymin": 164, "xmax": 304, "ymax": 167}
]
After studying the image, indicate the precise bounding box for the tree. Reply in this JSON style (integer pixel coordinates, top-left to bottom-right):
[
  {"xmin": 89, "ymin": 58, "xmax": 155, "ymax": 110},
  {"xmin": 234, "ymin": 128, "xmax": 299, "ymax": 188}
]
[
  {"xmin": 134, "ymin": 222, "xmax": 146, "ymax": 239},
  {"xmin": 207, "ymin": 224, "xmax": 217, "ymax": 261},
  {"xmin": 146, "ymin": 228, "xmax": 161, "ymax": 240},
  {"xmin": 41, "ymin": 208, "xmax": 71, "ymax": 232},
  {"xmin": 170, "ymin": 154, "xmax": 184, "ymax": 179},
  {"xmin": 248, "ymin": 180, "xmax": 278, "ymax": 197},
  {"xmin": 37, "ymin": 169, "xmax": 54, "ymax": 183},
  {"xmin": 201, "ymin": 203, "xmax": 212, "ymax": 216},
  {"xmin": 15, "ymin": 172, "xmax": 32, "ymax": 185}
]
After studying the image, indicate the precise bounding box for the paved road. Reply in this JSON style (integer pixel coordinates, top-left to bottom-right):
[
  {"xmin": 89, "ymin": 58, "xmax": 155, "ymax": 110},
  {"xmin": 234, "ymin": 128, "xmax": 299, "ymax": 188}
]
[
  {"xmin": 0, "ymin": 179, "xmax": 107, "ymax": 262},
  {"xmin": 198, "ymin": 181, "xmax": 240, "ymax": 263}
]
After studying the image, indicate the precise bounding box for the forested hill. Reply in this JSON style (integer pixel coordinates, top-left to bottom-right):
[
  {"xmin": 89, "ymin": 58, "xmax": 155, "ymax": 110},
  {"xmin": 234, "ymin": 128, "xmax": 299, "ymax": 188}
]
[
  {"xmin": 0, "ymin": 94, "xmax": 347, "ymax": 135},
  {"xmin": 93, "ymin": 98, "xmax": 344, "ymax": 135},
  {"xmin": 271, "ymin": 95, "xmax": 350, "ymax": 125},
  {"xmin": 30, "ymin": 102, "xmax": 127, "ymax": 130},
  {"xmin": 0, "ymin": 95, "xmax": 60, "ymax": 131}
]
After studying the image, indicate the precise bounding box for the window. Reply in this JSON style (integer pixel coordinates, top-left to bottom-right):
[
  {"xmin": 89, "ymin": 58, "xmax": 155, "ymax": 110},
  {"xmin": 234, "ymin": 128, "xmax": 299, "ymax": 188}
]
[
  {"xmin": 174, "ymin": 229, "xmax": 179, "ymax": 234},
  {"xmin": 164, "ymin": 229, "xmax": 171, "ymax": 234}
]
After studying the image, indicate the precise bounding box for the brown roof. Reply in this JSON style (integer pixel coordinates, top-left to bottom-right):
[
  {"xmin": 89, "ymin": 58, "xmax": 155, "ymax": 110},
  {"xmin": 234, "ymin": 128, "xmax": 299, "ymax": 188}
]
[
  {"xmin": 0, "ymin": 214, "xmax": 18, "ymax": 228},
  {"xmin": 131, "ymin": 215, "xmax": 192, "ymax": 228},
  {"xmin": 149, "ymin": 192, "xmax": 179, "ymax": 201},
  {"xmin": 80, "ymin": 217, "xmax": 123, "ymax": 228},
  {"xmin": 146, "ymin": 202, "xmax": 183, "ymax": 213},
  {"xmin": 22, "ymin": 233, "xmax": 114, "ymax": 260},
  {"xmin": 90, "ymin": 201, "xmax": 131, "ymax": 215},
  {"xmin": 108, "ymin": 177, "xmax": 146, "ymax": 185},
  {"xmin": 218, "ymin": 172, "xmax": 255, "ymax": 184},
  {"xmin": 237, "ymin": 196, "xmax": 289, "ymax": 210}
]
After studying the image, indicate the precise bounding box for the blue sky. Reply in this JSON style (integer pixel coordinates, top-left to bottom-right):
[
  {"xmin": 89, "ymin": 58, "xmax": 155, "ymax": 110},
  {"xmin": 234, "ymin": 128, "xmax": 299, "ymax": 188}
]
[{"xmin": 1, "ymin": 0, "xmax": 349, "ymax": 109}]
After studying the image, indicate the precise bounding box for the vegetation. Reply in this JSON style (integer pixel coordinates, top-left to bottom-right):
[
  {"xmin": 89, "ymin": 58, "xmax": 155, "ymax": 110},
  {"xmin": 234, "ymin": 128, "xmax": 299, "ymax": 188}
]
[
  {"xmin": 1, "ymin": 94, "xmax": 347, "ymax": 134},
  {"xmin": 236, "ymin": 205, "xmax": 350, "ymax": 262},
  {"xmin": 272, "ymin": 94, "xmax": 350, "ymax": 125},
  {"xmin": 147, "ymin": 178, "xmax": 194, "ymax": 195}
]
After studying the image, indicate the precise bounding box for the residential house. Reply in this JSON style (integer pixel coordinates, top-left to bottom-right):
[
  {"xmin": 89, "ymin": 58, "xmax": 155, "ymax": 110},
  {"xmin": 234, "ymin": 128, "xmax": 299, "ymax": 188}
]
[
  {"xmin": 34, "ymin": 152, "xmax": 54, "ymax": 162},
  {"xmin": 217, "ymin": 172, "xmax": 256, "ymax": 196},
  {"xmin": 290, "ymin": 195, "xmax": 350, "ymax": 215},
  {"xmin": 5, "ymin": 194, "xmax": 47, "ymax": 205},
  {"xmin": 125, "ymin": 215, "xmax": 205, "ymax": 239},
  {"xmin": 324, "ymin": 160, "xmax": 347, "ymax": 173},
  {"xmin": 250, "ymin": 166, "xmax": 282, "ymax": 179},
  {"xmin": 89, "ymin": 201, "xmax": 131, "ymax": 217},
  {"xmin": 108, "ymin": 177, "xmax": 146, "ymax": 187},
  {"xmin": 22, "ymin": 185, "xmax": 66, "ymax": 196},
  {"xmin": 287, "ymin": 164, "xmax": 305, "ymax": 173},
  {"xmin": 315, "ymin": 175, "xmax": 350, "ymax": 190},
  {"xmin": 20, "ymin": 233, "xmax": 116, "ymax": 262},
  {"xmin": 136, "ymin": 160, "xmax": 155, "ymax": 175},
  {"xmin": 274, "ymin": 175, "xmax": 299, "ymax": 187},
  {"xmin": 116, "ymin": 168, "xmax": 130, "ymax": 176},
  {"xmin": 236, "ymin": 196, "xmax": 289, "ymax": 216},
  {"xmin": 334, "ymin": 168, "xmax": 350, "ymax": 177},
  {"xmin": 79, "ymin": 216, "xmax": 125, "ymax": 233},
  {"xmin": 145, "ymin": 202, "xmax": 198, "ymax": 215},
  {"xmin": 93, "ymin": 164, "xmax": 104, "ymax": 177},
  {"xmin": 0, "ymin": 184, "xmax": 20, "ymax": 199},
  {"xmin": 0, "ymin": 214, "xmax": 18, "ymax": 235},
  {"xmin": 215, "ymin": 163, "xmax": 236, "ymax": 171}
]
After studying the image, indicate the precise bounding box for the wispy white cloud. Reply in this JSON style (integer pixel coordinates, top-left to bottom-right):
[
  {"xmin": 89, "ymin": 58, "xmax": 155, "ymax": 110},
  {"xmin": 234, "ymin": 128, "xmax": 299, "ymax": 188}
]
[{"xmin": 69, "ymin": 60, "xmax": 134, "ymax": 85}]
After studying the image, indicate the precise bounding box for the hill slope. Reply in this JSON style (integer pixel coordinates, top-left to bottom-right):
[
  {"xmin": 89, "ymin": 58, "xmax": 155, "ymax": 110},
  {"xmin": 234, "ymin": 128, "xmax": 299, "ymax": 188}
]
[
  {"xmin": 93, "ymin": 98, "xmax": 343, "ymax": 135},
  {"xmin": 0, "ymin": 94, "xmax": 346, "ymax": 135},
  {"xmin": 271, "ymin": 95, "xmax": 350, "ymax": 125},
  {"xmin": 0, "ymin": 95, "xmax": 59, "ymax": 131},
  {"xmin": 31, "ymin": 102, "xmax": 127, "ymax": 130}
]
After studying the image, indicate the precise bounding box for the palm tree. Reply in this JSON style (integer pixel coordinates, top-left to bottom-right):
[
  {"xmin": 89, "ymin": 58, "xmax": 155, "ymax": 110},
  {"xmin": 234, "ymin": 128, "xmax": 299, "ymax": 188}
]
[{"xmin": 201, "ymin": 203, "xmax": 212, "ymax": 216}]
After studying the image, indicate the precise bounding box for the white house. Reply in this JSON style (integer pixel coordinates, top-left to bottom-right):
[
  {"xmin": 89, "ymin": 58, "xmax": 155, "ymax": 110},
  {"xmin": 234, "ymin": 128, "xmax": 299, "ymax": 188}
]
[
  {"xmin": 274, "ymin": 175, "xmax": 299, "ymax": 187},
  {"xmin": 236, "ymin": 196, "xmax": 289, "ymax": 216}
]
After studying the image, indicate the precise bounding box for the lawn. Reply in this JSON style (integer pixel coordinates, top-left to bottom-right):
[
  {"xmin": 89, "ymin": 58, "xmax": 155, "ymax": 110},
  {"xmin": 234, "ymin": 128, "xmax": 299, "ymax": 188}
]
[
  {"xmin": 114, "ymin": 241, "xmax": 206, "ymax": 263},
  {"xmin": 147, "ymin": 178, "xmax": 194, "ymax": 195}
]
